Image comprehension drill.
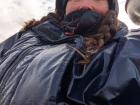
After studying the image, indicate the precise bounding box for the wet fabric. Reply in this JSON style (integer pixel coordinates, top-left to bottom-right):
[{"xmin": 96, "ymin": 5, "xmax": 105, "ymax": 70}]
[{"xmin": 0, "ymin": 21, "xmax": 140, "ymax": 105}]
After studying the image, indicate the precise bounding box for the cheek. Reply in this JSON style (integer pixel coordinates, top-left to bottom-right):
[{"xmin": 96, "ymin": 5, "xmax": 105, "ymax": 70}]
[
  {"xmin": 65, "ymin": 4, "xmax": 79, "ymax": 15},
  {"xmin": 95, "ymin": 7, "xmax": 108, "ymax": 15},
  {"xmin": 66, "ymin": 6, "xmax": 108, "ymax": 15},
  {"xmin": 92, "ymin": 4, "xmax": 109, "ymax": 15},
  {"xmin": 65, "ymin": 2, "xmax": 109, "ymax": 15}
]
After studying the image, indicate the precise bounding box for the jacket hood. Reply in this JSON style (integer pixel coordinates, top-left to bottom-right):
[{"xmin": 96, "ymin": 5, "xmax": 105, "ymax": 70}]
[
  {"xmin": 125, "ymin": 0, "xmax": 130, "ymax": 12},
  {"xmin": 125, "ymin": 0, "xmax": 140, "ymax": 25}
]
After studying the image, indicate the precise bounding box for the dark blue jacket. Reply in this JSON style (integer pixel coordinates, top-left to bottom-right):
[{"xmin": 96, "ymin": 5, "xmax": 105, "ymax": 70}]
[{"xmin": 0, "ymin": 21, "xmax": 140, "ymax": 105}]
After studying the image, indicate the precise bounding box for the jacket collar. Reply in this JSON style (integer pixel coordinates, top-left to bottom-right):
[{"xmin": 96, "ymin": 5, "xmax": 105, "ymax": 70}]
[
  {"xmin": 113, "ymin": 21, "xmax": 128, "ymax": 40},
  {"xmin": 32, "ymin": 20, "xmax": 128, "ymax": 44}
]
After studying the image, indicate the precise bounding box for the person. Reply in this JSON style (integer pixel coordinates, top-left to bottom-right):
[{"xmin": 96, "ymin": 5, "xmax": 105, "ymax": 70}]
[
  {"xmin": 0, "ymin": 0, "xmax": 140, "ymax": 105},
  {"xmin": 125, "ymin": 0, "xmax": 140, "ymax": 25}
]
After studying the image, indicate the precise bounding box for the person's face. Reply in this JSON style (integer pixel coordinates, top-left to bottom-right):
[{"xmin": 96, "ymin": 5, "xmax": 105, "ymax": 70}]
[{"xmin": 65, "ymin": 0, "xmax": 109, "ymax": 16}]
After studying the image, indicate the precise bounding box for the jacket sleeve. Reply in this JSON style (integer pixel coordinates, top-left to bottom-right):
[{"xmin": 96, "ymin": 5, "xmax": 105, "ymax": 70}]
[{"xmin": 0, "ymin": 32, "xmax": 22, "ymax": 58}]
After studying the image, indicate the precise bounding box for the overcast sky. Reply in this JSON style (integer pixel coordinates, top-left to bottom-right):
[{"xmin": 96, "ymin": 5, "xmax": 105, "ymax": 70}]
[{"xmin": 0, "ymin": 0, "xmax": 139, "ymax": 42}]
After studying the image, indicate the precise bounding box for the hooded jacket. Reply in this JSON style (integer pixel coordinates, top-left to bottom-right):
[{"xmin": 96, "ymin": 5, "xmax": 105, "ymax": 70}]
[{"xmin": 0, "ymin": 20, "xmax": 140, "ymax": 105}]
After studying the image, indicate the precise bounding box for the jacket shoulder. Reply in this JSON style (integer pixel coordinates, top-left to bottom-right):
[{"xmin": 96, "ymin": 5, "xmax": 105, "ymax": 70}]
[
  {"xmin": 0, "ymin": 32, "xmax": 22, "ymax": 58},
  {"xmin": 0, "ymin": 30, "xmax": 39, "ymax": 58}
]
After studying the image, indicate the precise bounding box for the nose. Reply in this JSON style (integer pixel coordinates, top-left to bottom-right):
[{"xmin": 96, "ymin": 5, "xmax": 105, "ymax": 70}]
[{"xmin": 79, "ymin": 0, "xmax": 95, "ymax": 10}]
